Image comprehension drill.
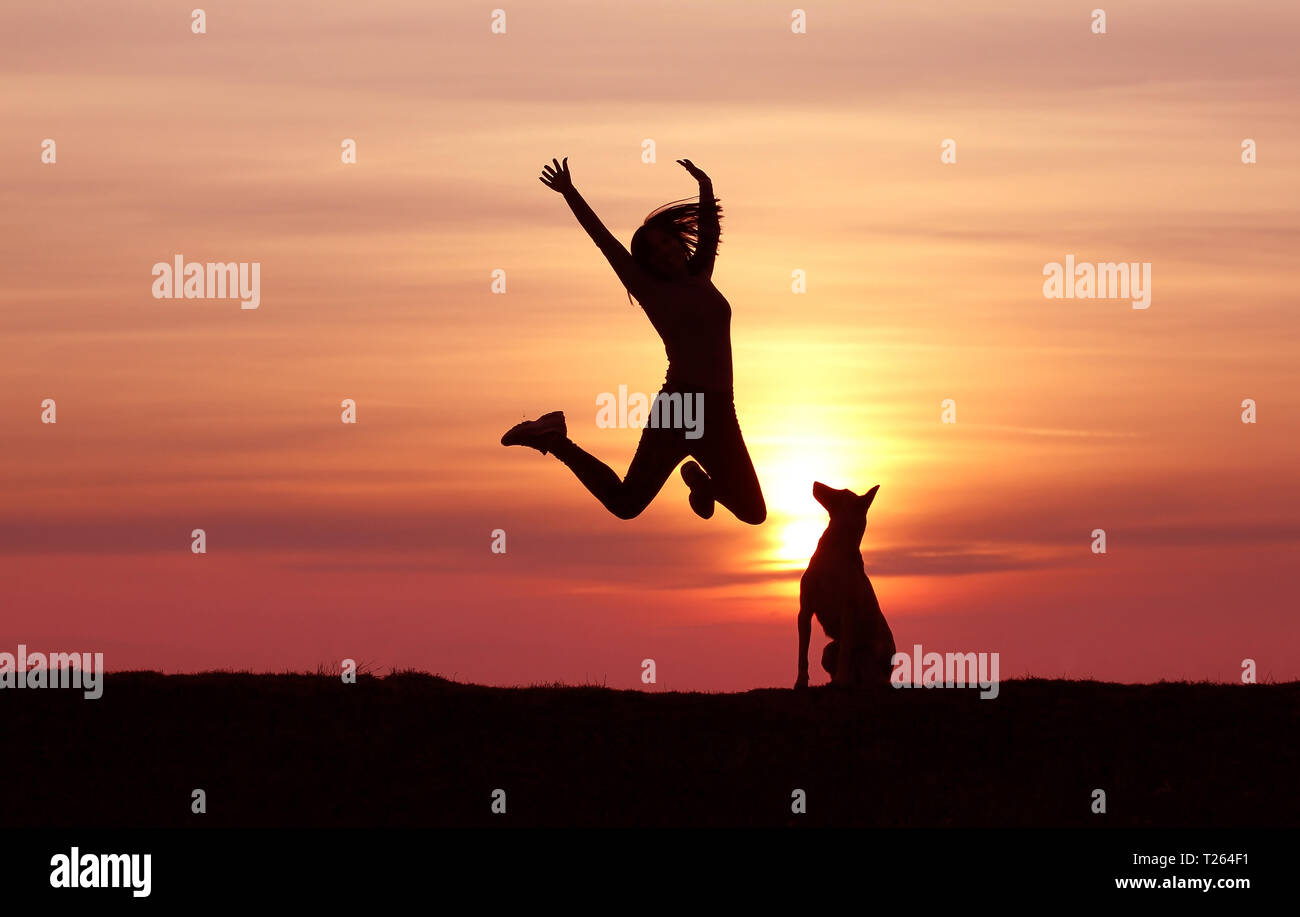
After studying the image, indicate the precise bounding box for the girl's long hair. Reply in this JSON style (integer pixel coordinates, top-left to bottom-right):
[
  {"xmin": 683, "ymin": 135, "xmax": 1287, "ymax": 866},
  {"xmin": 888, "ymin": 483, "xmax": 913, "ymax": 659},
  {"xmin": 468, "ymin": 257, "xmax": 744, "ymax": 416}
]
[{"xmin": 626, "ymin": 195, "xmax": 723, "ymax": 305}]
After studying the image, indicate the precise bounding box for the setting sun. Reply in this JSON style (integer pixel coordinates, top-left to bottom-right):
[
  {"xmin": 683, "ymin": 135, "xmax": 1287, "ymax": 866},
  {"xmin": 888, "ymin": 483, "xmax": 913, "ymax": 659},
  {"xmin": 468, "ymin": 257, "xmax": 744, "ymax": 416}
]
[{"xmin": 754, "ymin": 447, "xmax": 841, "ymax": 568}]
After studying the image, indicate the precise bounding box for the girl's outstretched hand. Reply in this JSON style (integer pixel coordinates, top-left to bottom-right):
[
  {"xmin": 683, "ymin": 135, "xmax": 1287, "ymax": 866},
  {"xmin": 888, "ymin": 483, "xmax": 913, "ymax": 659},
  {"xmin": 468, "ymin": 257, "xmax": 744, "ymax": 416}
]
[
  {"xmin": 539, "ymin": 157, "xmax": 573, "ymax": 193},
  {"xmin": 676, "ymin": 158, "xmax": 709, "ymax": 182}
]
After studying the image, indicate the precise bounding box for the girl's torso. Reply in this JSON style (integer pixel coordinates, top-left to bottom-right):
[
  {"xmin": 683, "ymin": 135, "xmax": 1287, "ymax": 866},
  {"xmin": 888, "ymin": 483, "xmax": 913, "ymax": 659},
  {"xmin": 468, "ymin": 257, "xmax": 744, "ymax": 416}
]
[{"xmin": 643, "ymin": 275, "xmax": 733, "ymax": 392}]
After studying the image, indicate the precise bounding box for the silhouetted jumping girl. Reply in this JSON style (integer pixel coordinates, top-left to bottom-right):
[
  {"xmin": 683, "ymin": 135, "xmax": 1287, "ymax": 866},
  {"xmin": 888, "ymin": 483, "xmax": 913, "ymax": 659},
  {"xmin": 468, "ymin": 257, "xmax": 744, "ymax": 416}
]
[{"xmin": 501, "ymin": 157, "xmax": 766, "ymax": 524}]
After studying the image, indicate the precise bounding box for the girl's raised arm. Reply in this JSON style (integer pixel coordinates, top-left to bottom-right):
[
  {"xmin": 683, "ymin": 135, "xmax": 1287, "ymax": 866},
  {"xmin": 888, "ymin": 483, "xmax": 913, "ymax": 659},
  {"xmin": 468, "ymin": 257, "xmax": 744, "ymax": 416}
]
[
  {"xmin": 677, "ymin": 158, "xmax": 719, "ymax": 279},
  {"xmin": 540, "ymin": 157, "xmax": 654, "ymax": 300}
]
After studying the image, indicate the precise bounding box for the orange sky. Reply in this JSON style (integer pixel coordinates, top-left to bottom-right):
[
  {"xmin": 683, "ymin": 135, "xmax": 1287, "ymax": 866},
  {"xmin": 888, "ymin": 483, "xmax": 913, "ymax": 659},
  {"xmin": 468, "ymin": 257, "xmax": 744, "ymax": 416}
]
[{"xmin": 2, "ymin": 0, "xmax": 1298, "ymax": 688}]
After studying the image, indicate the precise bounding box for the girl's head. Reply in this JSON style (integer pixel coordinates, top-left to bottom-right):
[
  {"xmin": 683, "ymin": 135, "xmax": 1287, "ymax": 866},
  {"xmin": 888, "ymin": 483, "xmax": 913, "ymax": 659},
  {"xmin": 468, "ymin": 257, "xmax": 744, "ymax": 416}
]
[
  {"xmin": 630, "ymin": 197, "xmax": 722, "ymax": 282},
  {"xmin": 632, "ymin": 224, "xmax": 689, "ymax": 279}
]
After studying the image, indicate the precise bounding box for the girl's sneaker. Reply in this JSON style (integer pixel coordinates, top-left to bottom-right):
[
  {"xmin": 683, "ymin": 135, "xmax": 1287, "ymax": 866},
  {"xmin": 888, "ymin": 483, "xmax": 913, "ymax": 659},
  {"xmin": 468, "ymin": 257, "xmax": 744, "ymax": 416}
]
[
  {"xmin": 680, "ymin": 460, "xmax": 715, "ymax": 519},
  {"xmin": 501, "ymin": 411, "xmax": 567, "ymax": 454}
]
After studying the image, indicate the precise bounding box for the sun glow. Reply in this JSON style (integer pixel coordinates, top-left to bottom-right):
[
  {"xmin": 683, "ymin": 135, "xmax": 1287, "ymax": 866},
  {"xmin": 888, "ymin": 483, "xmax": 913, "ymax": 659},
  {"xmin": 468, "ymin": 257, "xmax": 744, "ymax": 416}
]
[
  {"xmin": 758, "ymin": 451, "xmax": 839, "ymax": 569},
  {"xmin": 773, "ymin": 516, "xmax": 824, "ymax": 568},
  {"xmin": 752, "ymin": 407, "xmax": 895, "ymax": 571}
]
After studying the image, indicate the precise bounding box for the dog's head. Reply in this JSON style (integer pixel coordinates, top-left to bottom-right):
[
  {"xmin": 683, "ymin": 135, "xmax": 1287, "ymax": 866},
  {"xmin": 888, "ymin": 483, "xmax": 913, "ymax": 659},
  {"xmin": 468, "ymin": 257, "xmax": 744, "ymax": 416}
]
[{"xmin": 812, "ymin": 482, "xmax": 880, "ymax": 543}]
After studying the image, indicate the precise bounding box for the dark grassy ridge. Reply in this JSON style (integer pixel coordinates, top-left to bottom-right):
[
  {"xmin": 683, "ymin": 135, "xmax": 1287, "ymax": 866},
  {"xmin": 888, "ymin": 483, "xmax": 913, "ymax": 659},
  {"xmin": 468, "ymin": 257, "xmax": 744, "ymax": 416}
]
[{"xmin": 3, "ymin": 673, "xmax": 1297, "ymax": 827}]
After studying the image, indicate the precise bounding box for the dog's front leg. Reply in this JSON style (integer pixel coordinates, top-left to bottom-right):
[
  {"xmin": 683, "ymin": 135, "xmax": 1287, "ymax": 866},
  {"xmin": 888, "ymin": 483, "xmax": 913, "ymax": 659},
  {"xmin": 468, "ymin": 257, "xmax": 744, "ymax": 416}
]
[{"xmin": 795, "ymin": 604, "xmax": 812, "ymax": 689}]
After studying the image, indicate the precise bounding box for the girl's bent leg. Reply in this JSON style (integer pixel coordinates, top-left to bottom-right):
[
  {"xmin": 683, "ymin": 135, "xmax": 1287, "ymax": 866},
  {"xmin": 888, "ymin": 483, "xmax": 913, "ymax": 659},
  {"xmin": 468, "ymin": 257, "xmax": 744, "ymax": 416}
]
[{"xmin": 694, "ymin": 410, "xmax": 767, "ymax": 525}]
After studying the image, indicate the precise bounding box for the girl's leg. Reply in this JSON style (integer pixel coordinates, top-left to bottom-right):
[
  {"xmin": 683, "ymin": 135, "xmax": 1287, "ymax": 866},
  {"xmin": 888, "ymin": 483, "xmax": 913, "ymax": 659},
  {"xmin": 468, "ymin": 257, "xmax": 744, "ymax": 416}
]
[
  {"xmin": 691, "ymin": 403, "xmax": 767, "ymax": 525},
  {"xmin": 550, "ymin": 426, "xmax": 688, "ymax": 520}
]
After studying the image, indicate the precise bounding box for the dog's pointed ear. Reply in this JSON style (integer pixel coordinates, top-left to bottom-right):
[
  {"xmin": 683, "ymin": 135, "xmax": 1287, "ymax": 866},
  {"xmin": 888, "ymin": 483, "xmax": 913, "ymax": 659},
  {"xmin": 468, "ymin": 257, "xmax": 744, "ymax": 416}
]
[
  {"xmin": 860, "ymin": 484, "xmax": 880, "ymax": 512},
  {"xmin": 812, "ymin": 481, "xmax": 833, "ymax": 510}
]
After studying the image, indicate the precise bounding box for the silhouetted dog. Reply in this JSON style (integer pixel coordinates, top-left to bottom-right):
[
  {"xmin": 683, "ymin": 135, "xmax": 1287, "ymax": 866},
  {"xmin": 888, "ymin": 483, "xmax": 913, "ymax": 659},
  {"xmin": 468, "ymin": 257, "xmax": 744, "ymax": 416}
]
[{"xmin": 795, "ymin": 482, "xmax": 896, "ymax": 689}]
